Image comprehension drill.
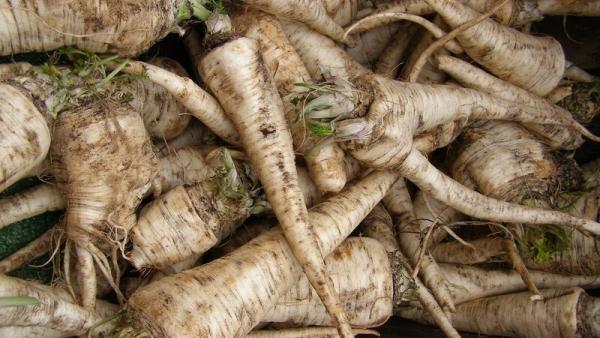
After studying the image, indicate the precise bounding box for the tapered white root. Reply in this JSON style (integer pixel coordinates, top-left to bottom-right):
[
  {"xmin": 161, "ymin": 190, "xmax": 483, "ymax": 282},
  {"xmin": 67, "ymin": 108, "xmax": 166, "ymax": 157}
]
[
  {"xmin": 120, "ymin": 61, "xmax": 240, "ymax": 145},
  {"xmin": 0, "ymin": 184, "xmax": 64, "ymax": 229},
  {"xmin": 399, "ymin": 148, "xmax": 600, "ymax": 235},
  {"xmin": 248, "ymin": 327, "xmax": 379, "ymax": 337}
]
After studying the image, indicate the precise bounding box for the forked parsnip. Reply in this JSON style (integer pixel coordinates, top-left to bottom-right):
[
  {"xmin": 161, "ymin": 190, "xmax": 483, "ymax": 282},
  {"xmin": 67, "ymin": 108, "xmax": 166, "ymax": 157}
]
[
  {"xmin": 198, "ymin": 34, "xmax": 353, "ymax": 336},
  {"xmin": 0, "ymin": 0, "xmax": 194, "ymax": 57},
  {"xmin": 399, "ymin": 288, "xmax": 600, "ymax": 338},
  {"xmin": 50, "ymin": 99, "xmax": 159, "ymax": 308},
  {"xmin": 423, "ymin": 0, "xmax": 564, "ymax": 96},
  {"xmin": 337, "ymin": 74, "xmax": 594, "ymax": 169},
  {"xmin": 0, "ymin": 83, "xmax": 51, "ymax": 193},
  {"xmin": 126, "ymin": 170, "xmax": 399, "ymax": 337}
]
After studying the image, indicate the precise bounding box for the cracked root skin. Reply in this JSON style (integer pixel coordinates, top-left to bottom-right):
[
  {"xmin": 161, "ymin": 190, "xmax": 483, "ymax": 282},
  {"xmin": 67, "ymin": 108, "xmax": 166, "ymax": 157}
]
[
  {"xmin": 0, "ymin": 0, "xmax": 180, "ymax": 57},
  {"xmin": 398, "ymin": 287, "xmax": 600, "ymax": 338},
  {"xmin": 0, "ymin": 83, "xmax": 50, "ymax": 193}
]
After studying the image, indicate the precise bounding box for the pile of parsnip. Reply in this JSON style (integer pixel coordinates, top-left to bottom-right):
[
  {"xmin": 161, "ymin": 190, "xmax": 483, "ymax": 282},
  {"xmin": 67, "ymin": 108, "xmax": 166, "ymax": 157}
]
[{"xmin": 1, "ymin": 0, "xmax": 600, "ymax": 337}]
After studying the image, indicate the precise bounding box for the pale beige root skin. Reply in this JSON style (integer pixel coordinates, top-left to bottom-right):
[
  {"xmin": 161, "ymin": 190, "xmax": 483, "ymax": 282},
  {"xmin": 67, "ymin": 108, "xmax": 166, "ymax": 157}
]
[
  {"xmin": 448, "ymin": 120, "xmax": 575, "ymax": 202},
  {"xmin": 121, "ymin": 61, "xmax": 240, "ymax": 146},
  {"xmin": 154, "ymin": 121, "xmax": 216, "ymax": 157},
  {"xmin": 399, "ymin": 287, "xmax": 600, "ymax": 338},
  {"xmin": 0, "ymin": 61, "xmax": 32, "ymax": 80},
  {"xmin": 341, "ymin": 74, "xmax": 581, "ymax": 169},
  {"xmin": 360, "ymin": 204, "xmax": 399, "ymax": 252},
  {"xmin": 199, "ymin": 36, "xmax": 353, "ymax": 337},
  {"xmin": 360, "ymin": 202, "xmax": 460, "ymax": 338},
  {"xmin": 0, "ymin": 83, "xmax": 51, "ymax": 193},
  {"xmin": 436, "ymin": 54, "xmax": 586, "ymax": 149},
  {"xmin": 50, "ymin": 100, "xmax": 159, "ymax": 307},
  {"xmin": 389, "ymin": 178, "xmax": 456, "ymax": 312},
  {"xmin": 344, "ymin": 23, "xmax": 401, "ymax": 68},
  {"xmin": 128, "ymin": 57, "xmax": 191, "ymax": 140},
  {"xmin": 324, "ymin": 0, "xmax": 358, "ymax": 26},
  {"xmin": 305, "ymin": 143, "xmax": 348, "ymax": 194},
  {"xmin": 264, "ymin": 238, "xmax": 393, "ymax": 328},
  {"xmin": 0, "ymin": 0, "xmax": 180, "ymax": 57},
  {"xmin": 412, "ymin": 190, "xmax": 465, "ymax": 247},
  {"xmin": 249, "ymin": 327, "xmax": 379, "ymax": 338},
  {"xmin": 399, "ymin": 20, "xmax": 450, "ymax": 85},
  {"xmin": 242, "ymin": 0, "xmax": 348, "ymax": 43},
  {"xmin": 211, "ymin": 219, "xmax": 274, "ymax": 257},
  {"xmin": 398, "ymin": 148, "xmax": 600, "ymax": 235},
  {"xmin": 537, "ymin": 0, "xmax": 600, "ymax": 16},
  {"xmin": 0, "ymin": 183, "xmax": 64, "ymax": 229},
  {"xmin": 297, "ymin": 165, "xmax": 323, "ymax": 208},
  {"xmin": 441, "ymin": 263, "xmax": 600, "ymax": 304},
  {"xmin": 564, "ymin": 61, "xmax": 598, "ymax": 83},
  {"xmin": 0, "ymin": 225, "xmax": 59, "ymax": 274},
  {"xmin": 233, "ymin": 12, "xmax": 348, "ymax": 193},
  {"xmin": 432, "ymin": 236, "xmax": 505, "ymax": 265},
  {"xmin": 129, "ymin": 182, "xmax": 253, "ymax": 270},
  {"xmin": 0, "ymin": 275, "xmax": 113, "ymax": 333},
  {"xmin": 126, "ymin": 170, "xmax": 399, "ymax": 338},
  {"xmin": 424, "ymin": 0, "xmax": 565, "ymax": 96},
  {"xmin": 344, "ymin": 13, "xmax": 462, "ymax": 56},
  {"xmin": 281, "ymin": 19, "xmax": 368, "ymax": 82},
  {"xmin": 157, "ymin": 146, "xmax": 212, "ymax": 193},
  {"xmin": 374, "ymin": 22, "xmax": 419, "ymax": 78}
]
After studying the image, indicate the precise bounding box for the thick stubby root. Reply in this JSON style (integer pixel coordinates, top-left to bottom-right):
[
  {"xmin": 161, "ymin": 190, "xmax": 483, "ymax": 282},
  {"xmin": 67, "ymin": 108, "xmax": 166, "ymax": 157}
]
[
  {"xmin": 413, "ymin": 119, "xmax": 467, "ymax": 155},
  {"xmin": 448, "ymin": 120, "xmax": 580, "ymax": 202},
  {"xmin": 398, "ymin": 287, "xmax": 600, "ymax": 338},
  {"xmin": 242, "ymin": 0, "xmax": 348, "ymax": 43},
  {"xmin": 121, "ymin": 61, "xmax": 240, "ymax": 145},
  {"xmin": 126, "ymin": 170, "xmax": 398, "ymax": 338},
  {"xmin": 555, "ymin": 81, "xmax": 600, "ymax": 126},
  {"xmin": 305, "ymin": 143, "xmax": 348, "ymax": 194},
  {"xmin": 0, "ymin": 184, "xmax": 64, "ymax": 229},
  {"xmin": 424, "ymin": 0, "xmax": 564, "ymax": 96},
  {"xmin": 157, "ymin": 146, "xmax": 212, "ymax": 193},
  {"xmin": 360, "ymin": 204, "xmax": 399, "ymax": 252},
  {"xmin": 436, "ymin": 54, "xmax": 589, "ymax": 149},
  {"xmin": 128, "ymin": 58, "xmax": 191, "ymax": 140},
  {"xmin": 0, "ymin": 61, "xmax": 32, "ymax": 80},
  {"xmin": 0, "ymin": 0, "xmax": 181, "ymax": 57},
  {"xmin": 0, "ymin": 83, "xmax": 51, "ymax": 193},
  {"xmin": 441, "ymin": 263, "xmax": 600, "ymax": 304},
  {"xmin": 399, "ymin": 148, "xmax": 600, "ymax": 235},
  {"xmin": 263, "ymin": 238, "xmax": 393, "ymax": 328},
  {"xmin": 297, "ymin": 166, "xmax": 322, "ymax": 208},
  {"xmin": 129, "ymin": 180, "xmax": 253, "ymax": 270},
  {"xmin": 50, "ymin": 99, "xmax": 159, "ymax": 307},
  {"xmin": 0, "ymin": 275, "xmax": 115, "ymax": 334}
]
